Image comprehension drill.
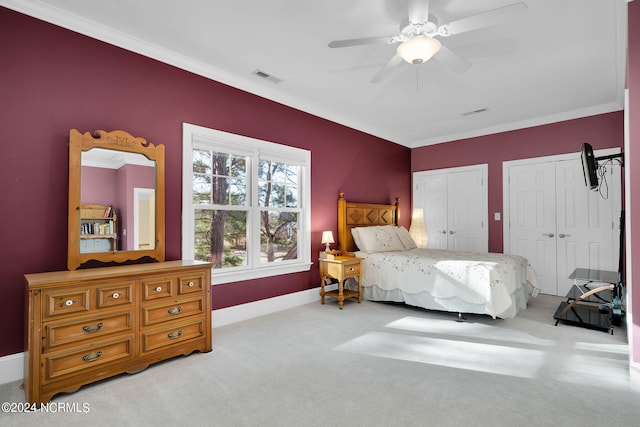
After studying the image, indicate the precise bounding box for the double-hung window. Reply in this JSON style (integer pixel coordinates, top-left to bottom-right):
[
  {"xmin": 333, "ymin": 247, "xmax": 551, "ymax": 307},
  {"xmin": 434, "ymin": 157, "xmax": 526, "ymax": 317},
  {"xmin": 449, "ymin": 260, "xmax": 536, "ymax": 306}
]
[{"xmin": 182, "ymin": 123, "xmax": 311, "ymax": 284}]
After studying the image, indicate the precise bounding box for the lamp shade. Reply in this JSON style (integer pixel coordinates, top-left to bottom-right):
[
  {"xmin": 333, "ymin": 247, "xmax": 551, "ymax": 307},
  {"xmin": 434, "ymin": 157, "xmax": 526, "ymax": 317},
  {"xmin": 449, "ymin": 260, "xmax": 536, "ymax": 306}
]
[
  {"xmin": 396, "ymin": 36, "xmax": 442, "ymax": 64},
  {"xmin": 321, "ymin": 230, "xmax": 335, "ymax": 253},
  {"xmin": 409, "ymin": 208, "xmax": 428, "ymax": 248}
]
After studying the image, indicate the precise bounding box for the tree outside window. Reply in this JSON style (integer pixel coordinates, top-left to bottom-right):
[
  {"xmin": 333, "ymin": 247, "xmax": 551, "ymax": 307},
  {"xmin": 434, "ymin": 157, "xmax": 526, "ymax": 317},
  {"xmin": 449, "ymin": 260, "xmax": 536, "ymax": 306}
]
[
  {"xmin": 183, "ymin": 123, "xmax": 311, "ymax": 284},
  {"xmin": 191, "ymin": 151, "xmax": 300, "ymax": 269}
]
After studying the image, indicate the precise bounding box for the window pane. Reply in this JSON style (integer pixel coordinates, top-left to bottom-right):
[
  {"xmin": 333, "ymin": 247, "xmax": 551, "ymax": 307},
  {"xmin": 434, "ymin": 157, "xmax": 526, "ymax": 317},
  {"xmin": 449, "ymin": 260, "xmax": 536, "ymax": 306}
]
[
  {"xmin": 229, "ymin": 177, "xmax": 247, "ymax": 206},
  {"xmin": 260, "ymin": 210, "xmax": 298, "ymax": 263},
  {"xmin": 193, "ymin": 174, "xmax": 212, "ymax": 204},
  {"xmin": 193, "ymin": 149, "xmax": 212, "ymax": 174},
  {"xmin": 285, "ymin": 186, "xmax": 298, "ymax": 208},
  {"xmin": 194, "ymin": 209, "xmax": 247, "ymax": 269},
  {"xmin": 229, "ymin": 154, "xmax": 246, "ymax": 178},
  {"xmin": 258, "ymin": 161, "xmax": 299, "ymax": 208},
  {"xmin": 194, "ymin": 149, "xmax": 248, "ymax": 207},
  {"xmin": 212, "ymin": 177, "xmax": 229, "ymax": 205}
]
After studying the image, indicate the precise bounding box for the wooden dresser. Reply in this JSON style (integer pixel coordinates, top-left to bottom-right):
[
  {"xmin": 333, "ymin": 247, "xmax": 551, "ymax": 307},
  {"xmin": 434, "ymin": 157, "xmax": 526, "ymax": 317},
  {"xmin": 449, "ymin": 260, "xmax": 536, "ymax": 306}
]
[{"xmin": 24, "ymin": 260, "xmax": 212, "ymax": 406}]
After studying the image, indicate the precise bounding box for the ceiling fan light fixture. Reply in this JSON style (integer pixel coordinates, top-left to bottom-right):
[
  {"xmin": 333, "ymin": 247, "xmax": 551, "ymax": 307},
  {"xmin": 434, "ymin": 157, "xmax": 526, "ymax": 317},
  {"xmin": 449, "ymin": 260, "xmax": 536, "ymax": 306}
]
[{"xmin": 396, "ymin": 36, "xmax": 442, "ymax": 64}]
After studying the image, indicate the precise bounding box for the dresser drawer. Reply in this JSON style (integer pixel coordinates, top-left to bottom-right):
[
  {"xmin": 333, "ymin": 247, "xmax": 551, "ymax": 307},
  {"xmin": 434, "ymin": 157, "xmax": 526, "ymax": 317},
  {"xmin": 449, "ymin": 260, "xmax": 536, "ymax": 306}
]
[
  {"xmin": 97, "ymin": 282, "xmax": 134, "ymax": 308},
  {"xmin": 178, "ymin": 273, "xmax": 205, "ymax": 295},
  {"xmin": 45, "ymin": 311, "xmax": 133, "ymax": 349},
  {"xmin": 141, "ymin": 277, "xmax": 174, "ymax": 301},
  {"xmin": 45, "ymin": 288, "xmax": 90, "ymax": 318},
  {"xmin": 44, "ymin": 336, "xmax": 133, "ymax": 382},
  {"xmin": 141, "ymin": 320, "xmax": 205, "ymax": 353},
  {"xmin": 141, "ymin": 297, "xmax": 205, "ymax": 326}
]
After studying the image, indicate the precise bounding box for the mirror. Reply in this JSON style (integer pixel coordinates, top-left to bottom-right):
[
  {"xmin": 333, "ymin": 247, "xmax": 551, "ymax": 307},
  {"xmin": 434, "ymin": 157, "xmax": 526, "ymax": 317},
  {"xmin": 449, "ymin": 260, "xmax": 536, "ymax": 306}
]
[{"xmin": 68, "ymin": 129, "xmax": 165, "ymax": 270}]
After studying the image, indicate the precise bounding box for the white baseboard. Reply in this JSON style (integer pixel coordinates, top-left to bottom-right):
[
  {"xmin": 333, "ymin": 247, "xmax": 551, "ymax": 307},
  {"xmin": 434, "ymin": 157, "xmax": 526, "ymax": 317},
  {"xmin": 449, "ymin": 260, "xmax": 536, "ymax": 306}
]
[
  {"xmin": 0, "ymin": 287, "xmax": 323, "ymax": 386},
  {"xmin": 630, "ymin": 360, "xmax": 640, "ymax": 391},
  {"xmin": 212, "ymin": 286, "xmax": 323, "ymax": 327},
  {"xmin": 0, "ymin": 352, "xmax": 25, "ymax": 387}
]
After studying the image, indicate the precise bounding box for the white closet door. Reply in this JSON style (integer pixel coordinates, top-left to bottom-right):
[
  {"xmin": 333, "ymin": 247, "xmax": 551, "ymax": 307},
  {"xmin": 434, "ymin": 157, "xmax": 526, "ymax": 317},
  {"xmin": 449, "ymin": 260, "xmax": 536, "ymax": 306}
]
[
  {"xmin": 555, "ymin": 159, "xmax": 619, "ymax": 296},
  {"xmin": 507, "ymin": 162, "xmax": 558, "ymax": 295},
  {"xmin": 417, "ymin": 173, "xmax": 448, "ymax": 249},
  {"xmin": 448, "ymin": 170, "xmax": 487, "ymax": 252},
  {"xmin": 505, "ymin": 153, "xmax": 620, "ymax": 296},
  {"xmin": 413, "ymin": 165, "xmax": 487, "ymax": 252}
]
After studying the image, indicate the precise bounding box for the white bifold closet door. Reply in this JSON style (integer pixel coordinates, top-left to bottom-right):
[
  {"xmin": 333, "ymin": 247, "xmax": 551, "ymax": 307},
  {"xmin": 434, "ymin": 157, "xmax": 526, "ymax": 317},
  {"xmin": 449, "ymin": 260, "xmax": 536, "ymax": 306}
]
[
  {"xmin": 413, "ymin": 165, "xmax": 488, "ymax": 253},
  {"xmin": 505, "ymin": 154, "xmax": 621, "ymax": 296}
]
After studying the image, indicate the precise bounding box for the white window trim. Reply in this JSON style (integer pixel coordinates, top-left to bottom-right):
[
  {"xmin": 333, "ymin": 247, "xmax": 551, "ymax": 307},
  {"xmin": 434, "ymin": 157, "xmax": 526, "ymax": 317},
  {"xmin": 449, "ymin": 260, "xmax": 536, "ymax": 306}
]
[{"xmin": 182, "ymin": 123, "xmax": 312, "ymax": 285}]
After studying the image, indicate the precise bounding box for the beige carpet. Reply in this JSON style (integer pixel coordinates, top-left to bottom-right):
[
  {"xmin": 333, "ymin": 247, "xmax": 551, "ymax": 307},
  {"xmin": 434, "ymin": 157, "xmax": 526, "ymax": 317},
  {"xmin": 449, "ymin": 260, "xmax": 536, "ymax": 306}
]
[{"xmin": 1, "ymin": 293, "xmax": 638, "ymax": 426}]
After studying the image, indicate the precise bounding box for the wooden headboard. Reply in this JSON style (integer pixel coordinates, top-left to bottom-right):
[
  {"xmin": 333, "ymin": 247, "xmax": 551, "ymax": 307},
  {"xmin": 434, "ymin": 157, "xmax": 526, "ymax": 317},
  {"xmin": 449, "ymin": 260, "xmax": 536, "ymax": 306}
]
[{"xmin": 337, "ymin": 192, "xmax": 400, "ymax": 254}]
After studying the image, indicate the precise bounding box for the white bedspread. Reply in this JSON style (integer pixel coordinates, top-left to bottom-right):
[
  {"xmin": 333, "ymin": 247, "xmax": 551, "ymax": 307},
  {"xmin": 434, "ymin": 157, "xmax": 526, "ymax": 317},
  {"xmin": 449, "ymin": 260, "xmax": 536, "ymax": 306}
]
[{"xmin": 356, "ymin": 248, "xmax": 534, "ymax": 319}]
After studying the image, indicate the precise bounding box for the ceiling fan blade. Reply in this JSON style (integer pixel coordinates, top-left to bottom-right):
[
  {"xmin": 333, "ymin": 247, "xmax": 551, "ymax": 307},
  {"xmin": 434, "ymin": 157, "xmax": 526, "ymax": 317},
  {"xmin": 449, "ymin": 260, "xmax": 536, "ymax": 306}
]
[
  {"xmin": 408, "ymin": 0, "xmax": 430, "ymax": 24},
  {"xmin": 371, "ymin": 55, "xmax": 405, "ymax": 83},
  {"xmin": 432, "ymin": 45, "xmax": 471, "ymax": 73},
  {"xmin": 328, "ymin": 36, "xmax": 394, "ymax": 48},
  {"xmin": 439, "ymin": 2, "xmax": 528, "ymax": 37}
]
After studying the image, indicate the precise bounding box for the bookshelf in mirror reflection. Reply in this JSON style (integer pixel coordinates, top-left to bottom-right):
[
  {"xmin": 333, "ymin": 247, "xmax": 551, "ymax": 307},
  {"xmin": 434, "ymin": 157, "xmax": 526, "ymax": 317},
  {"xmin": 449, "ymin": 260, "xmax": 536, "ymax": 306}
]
[{"xmin": 79, "ymin": 203, "xmax": 116, "ymax": 253}]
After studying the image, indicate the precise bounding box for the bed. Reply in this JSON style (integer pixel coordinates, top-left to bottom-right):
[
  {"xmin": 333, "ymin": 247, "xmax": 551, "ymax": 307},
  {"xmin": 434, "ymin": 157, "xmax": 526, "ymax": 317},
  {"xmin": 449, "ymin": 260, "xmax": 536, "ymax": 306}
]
[{"xmin": 337, "ymin": 192, "xmax": 536, "ymax": 319}]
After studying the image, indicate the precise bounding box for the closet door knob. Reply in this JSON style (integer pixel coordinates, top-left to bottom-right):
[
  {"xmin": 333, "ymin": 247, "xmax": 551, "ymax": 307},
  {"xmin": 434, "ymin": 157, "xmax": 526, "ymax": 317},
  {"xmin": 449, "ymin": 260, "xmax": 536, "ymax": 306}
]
[
  {"xmin": 542, "ymin": 233, "xmax": 554, "ymax": 238},
  {"xmin": 558, "ymin": 233, "xmax": 570, "ymax": 238}
]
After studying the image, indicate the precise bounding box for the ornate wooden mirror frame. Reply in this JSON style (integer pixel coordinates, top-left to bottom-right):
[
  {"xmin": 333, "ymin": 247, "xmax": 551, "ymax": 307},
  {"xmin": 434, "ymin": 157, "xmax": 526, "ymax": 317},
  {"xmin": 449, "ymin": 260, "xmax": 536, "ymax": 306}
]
[{"xmin": 67, "ymin": 129, "xmax": 165, "ymax": 270}]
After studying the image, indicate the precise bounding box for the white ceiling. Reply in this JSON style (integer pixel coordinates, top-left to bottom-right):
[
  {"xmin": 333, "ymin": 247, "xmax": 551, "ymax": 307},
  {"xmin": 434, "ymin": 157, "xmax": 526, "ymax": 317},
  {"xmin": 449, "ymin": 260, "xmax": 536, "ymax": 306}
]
[{"xmin": 2, "ymin": 0, "xmax": 628, "ymax": 148}]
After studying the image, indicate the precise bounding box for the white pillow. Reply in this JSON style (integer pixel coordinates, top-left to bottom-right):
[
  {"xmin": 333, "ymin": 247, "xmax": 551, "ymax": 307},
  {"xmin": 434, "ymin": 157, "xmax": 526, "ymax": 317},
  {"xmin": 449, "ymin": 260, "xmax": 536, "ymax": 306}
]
[
  {"xmin": 395, "ymin": 226, "xmax": 417, "ymax": 249},
  {"xmin": 353, "ymin": 225, "xmax": 405, "ymax": 253},
  {"xmin": 351, "ymin": 227, "xmax": 365, "ymax": 252}
]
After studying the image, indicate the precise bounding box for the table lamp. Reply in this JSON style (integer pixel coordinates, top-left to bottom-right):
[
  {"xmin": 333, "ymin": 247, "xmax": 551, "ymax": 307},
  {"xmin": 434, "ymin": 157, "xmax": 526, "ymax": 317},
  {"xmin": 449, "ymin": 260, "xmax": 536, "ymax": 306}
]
[{"xmin": 321, "ymin": 230, "xmax": 335, "ymax": 253}]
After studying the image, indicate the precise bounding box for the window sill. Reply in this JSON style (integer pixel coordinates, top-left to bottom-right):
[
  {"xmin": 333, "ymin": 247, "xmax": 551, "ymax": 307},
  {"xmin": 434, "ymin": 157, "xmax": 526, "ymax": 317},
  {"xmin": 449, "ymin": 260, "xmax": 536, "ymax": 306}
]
[{"xmin": 210, "ymin": 262, "xmax": 313, "ymax": 285}]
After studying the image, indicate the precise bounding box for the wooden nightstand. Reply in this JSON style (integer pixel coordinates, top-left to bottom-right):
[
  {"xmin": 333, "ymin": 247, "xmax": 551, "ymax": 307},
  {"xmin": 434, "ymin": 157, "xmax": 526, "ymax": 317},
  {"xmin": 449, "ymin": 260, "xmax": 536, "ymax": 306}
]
[{"xmin": 319, "ymin": 256, "xmax": 363, "ymax": 309}]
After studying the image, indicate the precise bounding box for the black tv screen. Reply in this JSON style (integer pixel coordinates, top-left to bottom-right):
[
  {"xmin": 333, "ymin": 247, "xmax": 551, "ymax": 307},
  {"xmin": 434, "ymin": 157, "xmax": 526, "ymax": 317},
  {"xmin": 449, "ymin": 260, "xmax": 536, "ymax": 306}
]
[{"xmin": 581, "ymin": 142, "xmax": 598, "ymax": 190}]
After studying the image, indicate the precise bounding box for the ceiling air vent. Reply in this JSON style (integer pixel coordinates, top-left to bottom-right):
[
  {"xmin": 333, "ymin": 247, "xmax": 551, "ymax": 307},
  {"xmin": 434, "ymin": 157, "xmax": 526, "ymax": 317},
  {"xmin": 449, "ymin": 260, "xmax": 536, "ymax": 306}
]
[
  {"xmin": 252, "ymin": 69, "xmax": 283, "ymax": 84},
  {"xmin": 462, "ymin": 107, "xmax": 489, "ymax": 116}
]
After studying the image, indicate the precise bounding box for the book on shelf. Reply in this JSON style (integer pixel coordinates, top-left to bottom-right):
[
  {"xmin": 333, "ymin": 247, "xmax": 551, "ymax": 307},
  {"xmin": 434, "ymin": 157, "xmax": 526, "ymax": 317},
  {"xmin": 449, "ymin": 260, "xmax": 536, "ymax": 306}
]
[{"xmin": 80, "ymin": 219, "xmax": 114, "ymax": 236}]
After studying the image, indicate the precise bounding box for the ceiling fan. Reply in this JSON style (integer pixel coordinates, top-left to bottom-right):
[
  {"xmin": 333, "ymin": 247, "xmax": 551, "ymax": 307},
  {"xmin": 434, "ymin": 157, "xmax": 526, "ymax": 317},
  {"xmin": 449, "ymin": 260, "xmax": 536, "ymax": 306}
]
[{"xmin": 328, "ymin": 0, "xmax": 528, "ymax": 83}]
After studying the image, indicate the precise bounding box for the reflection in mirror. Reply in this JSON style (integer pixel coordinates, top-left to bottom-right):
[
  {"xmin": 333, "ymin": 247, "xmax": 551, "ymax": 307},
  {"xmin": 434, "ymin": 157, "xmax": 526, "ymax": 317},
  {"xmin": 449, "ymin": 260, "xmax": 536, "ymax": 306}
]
[
  {"xmin": 67, "ymin": 129, "xmax": 165, "ymax": 270},
  {"xmin": 133, "ymin": 188, "xmax": 156, "ymax": 250},
  {"xmin": 81, "ymin": 148, "xmax": 156, "ymax": 252}
]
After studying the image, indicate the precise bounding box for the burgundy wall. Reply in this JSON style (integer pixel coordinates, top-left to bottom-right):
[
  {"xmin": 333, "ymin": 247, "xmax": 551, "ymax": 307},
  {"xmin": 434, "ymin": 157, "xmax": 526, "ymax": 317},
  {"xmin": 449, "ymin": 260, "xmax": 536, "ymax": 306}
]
[
  {"xmin": 411, "ymin": 112, "xmax": 624, "ymax": 253},
  {"xmin": 627, "ymin": 1, "xmax": 640, "ymax": 365},
  {"xmin": 81, "ymin": 166, "xmax": 117, "ymax": 204},
  {"xmin": 0, "ymin": 8, "xmax": 411, "ymax": 357}
]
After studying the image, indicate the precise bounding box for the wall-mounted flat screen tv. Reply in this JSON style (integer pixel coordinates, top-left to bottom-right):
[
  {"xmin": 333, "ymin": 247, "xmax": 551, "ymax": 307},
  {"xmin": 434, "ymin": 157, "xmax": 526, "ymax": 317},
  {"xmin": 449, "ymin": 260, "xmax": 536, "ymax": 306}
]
[{"xmin": 581, "ymin": 142, "xmax": 598, "ymax": 190}]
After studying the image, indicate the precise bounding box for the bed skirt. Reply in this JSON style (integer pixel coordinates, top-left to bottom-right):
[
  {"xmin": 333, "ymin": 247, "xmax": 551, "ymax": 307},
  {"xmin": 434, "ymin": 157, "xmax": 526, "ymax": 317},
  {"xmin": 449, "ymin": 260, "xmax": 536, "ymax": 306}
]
[{"xmin": 358, "ymin": 283, "xmax": 530, "ymax": 319}]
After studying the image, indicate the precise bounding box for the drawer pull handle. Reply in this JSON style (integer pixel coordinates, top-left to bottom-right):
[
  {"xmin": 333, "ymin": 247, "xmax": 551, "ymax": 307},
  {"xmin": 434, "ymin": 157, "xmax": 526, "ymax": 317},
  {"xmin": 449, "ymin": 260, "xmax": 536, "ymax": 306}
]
[
  {"xmin": 168, "ymin": 330, "xmax": 183, "ymax": 340},
  {"xmin": 155, "ymin": 286, "xmax": 162, "ymax": 292},
  {"xmin": 60, "ymin": 299, "xmax": 79, "ymax": 307},
  {"xmin": 187, "ymin": 281, "xmax": 195, "ymax": 287},
  {"xmin": 167, "ymin": 306, "xmax": 183, "ymax": 315},
  {"xmin": 111, "ymin": 292, "xmax": 120, "ymax": 299},
  {"xmin": 82, "ymin": 322, "xmax": 103, "ymax": 333},
  {"xmin": 82, "ymin": 351, "xmax": 103, "ymax": 362}
]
